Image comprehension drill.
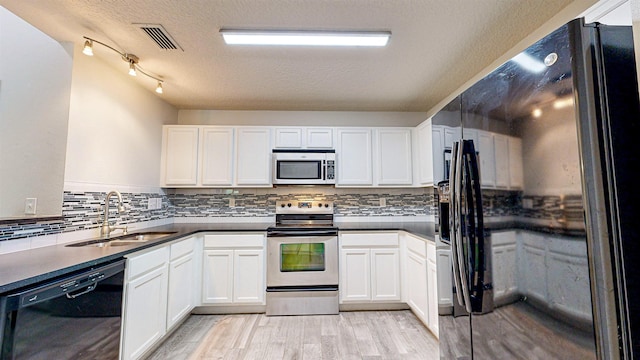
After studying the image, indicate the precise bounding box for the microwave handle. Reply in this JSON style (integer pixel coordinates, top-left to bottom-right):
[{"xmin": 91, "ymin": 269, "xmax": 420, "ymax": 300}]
[{"xmin": 323, "ymin": 160, "xmax": 326, "ymax": 180}]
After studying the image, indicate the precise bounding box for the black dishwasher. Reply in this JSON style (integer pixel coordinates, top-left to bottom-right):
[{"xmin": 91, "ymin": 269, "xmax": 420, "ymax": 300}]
[{"xmin": 0, "ymin": 259, "xmax": 125, "ymax": 360}]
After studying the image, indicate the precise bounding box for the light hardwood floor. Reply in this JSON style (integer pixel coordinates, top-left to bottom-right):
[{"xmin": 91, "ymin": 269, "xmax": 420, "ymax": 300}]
[{"xmin": 146, "ymin": 311, "xmax": 439, "ymax": 360}]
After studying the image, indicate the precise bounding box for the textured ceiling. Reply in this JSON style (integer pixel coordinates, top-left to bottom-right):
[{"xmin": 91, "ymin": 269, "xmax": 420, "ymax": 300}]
[{"xmin": 0, "ymin": 0, "xmax": 600, "ymax": 112}]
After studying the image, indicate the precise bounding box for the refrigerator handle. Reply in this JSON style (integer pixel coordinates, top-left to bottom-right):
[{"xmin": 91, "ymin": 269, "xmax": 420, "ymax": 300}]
[
  {"xmin": 449, "ymin": 142, "xmax": 464, "ymax": 308},
  {"xmin": 465, "ymin": 140, "xmax": 486, "ymax": 313},
  {"xmin": 450, "ymin": 141, "xmax": 471, "ymax": 311}
]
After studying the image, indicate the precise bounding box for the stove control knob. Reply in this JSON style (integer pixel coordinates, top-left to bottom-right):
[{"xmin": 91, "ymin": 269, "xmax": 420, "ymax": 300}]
[
  {"xmin": 287, "ymin": 203, "xmax": 292, "ymax": 207},
  {"xmin": 325, "ymin": 204, "xmax": 329, "ymax": 208},
  {"xmin": 280, "ymin": 204, "xmax": 286, "ymax": 208},
  {"xmin": 318, "ymin": 203, "xmax": 323, "ymax": 207}
]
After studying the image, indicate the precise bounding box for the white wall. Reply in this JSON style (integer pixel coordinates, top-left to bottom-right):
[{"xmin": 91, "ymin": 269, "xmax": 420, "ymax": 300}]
[
  {"xmin": 0, "ymin": 7, "xmax": 72, "ymax": 217},
  {"xmin": 178, "ymin": 109, "xmax": 426, "ymax": 127},
  {"xmin": 64, "ymin": 46, "xmax": 178, "ymax": 193}
]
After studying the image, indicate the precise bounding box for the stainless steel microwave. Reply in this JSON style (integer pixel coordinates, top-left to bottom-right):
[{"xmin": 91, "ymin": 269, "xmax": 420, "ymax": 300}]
[{"xmin": 272, "ymin": 150, "xmax": 336, "ymax": 185}]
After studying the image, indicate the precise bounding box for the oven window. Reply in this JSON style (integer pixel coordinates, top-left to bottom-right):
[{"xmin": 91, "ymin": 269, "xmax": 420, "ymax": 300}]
[
  {"xmin": 280, "ymin": 243, "xmax": 325, "ymax": 272},
  {"xmin": 277, "ymin": 161, "xmax": 321, "ymax": 179}
]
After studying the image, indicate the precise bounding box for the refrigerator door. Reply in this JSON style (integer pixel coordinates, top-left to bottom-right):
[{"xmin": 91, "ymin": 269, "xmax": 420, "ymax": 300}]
[
  {"xmin": 570, "ymin": 21, "xmax": 640, "ymax": 359},
  {"xmin": 439, "ymin": 23, "xmax": 599, "ymax": 359}
]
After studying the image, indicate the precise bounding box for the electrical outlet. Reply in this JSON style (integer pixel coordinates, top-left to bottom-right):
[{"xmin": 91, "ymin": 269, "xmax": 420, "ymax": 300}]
[
  {"xmin": 229, "ymin": 198, "xmax": 235, "ymax": 207},
  {"xmin": 147, "ymin": 198, "xmax": 155, "ymax": 210},
  {"xmin": 379, "ymin": 198, "xmax": 386, "ymax": 207},
  {"xmin": 522, "ymin": 198, "xmax": 533, "ymax": 209},
  {"xmin": 24, "ymin": 198, "xmax": 37, "ymax": 215},
  {"xmin": 155, "ymin": 198, "xmax": 162, "ymax": 209}
]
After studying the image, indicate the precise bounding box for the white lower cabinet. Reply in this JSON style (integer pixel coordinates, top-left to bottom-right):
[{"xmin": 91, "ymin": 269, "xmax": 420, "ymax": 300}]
[
  {"xmin": 403, "ymin": 233, "xmax": 438, "ymax": 336},
  {"xmin": 167, "ymin": 238, "xmax": 197, "ymax": 330},
  {"xmin": 426, "ymin": 242, "xmax": 438, "ymax": 337},
  {"xmin": 491, "ymin": 231, "xmax": 518, "ymax": 304},
  {"xmin": 121, "ymin": 235, "xmax": 200, "ymax": 360},
  {"xmin": 202, "ymin": 233, "xmax": 265, "ymax": 305},
  {"xmin": 339, "ymin": 232, "xmax": 400, "ymax": 303},
  {"xmin": 121, "ymin": 247, "xmax": 169, "ymax": 360}
]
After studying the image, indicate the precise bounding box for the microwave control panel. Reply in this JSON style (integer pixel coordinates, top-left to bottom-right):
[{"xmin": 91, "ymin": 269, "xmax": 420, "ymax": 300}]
[{"xmin": 325, "ymin": 160, "xmax": 335, "ymax": 180}]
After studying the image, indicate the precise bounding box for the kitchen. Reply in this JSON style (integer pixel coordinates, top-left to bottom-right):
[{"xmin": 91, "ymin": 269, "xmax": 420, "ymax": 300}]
[{"xmin": 0, "ymin": 0, "xmax": 639, "ymax": 359}]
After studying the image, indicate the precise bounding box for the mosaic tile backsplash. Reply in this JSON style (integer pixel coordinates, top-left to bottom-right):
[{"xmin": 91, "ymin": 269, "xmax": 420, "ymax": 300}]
[{"xmin": 0, "ymin": 188, "xmax": 584, "ymax": 242}]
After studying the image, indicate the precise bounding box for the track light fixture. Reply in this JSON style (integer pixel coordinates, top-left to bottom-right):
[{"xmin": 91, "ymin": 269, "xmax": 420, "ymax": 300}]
[{"xmin": 82, "ymin": 36, "xmax": 165, "ymax": 94}]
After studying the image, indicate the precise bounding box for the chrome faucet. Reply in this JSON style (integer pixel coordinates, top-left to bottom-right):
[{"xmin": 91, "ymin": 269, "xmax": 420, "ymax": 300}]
[{"xmin": 100, "ymin": 190, "xmax": 127, "ymax": 237}]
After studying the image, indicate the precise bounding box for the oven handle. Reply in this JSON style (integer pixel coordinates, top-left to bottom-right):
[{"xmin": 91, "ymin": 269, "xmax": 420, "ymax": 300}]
[
  {"xmin": 267, "ymin": 285, "xmax": 338, "ymax": 292},
  {"xmin": 267, "ymin": 230, "xmax": 338, "ymax": 237}
]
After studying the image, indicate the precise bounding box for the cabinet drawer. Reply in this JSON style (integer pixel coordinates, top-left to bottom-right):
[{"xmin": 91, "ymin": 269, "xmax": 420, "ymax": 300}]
[
  {"xmin": 204, "ymin": 234, "xmax": 265, "ymax": 248},
  {"xmin": 126, "ymin": 246, "xmax": 169, "ymax": 280},
  {"xmin": 170, "ymin": 237, "xmax": 195, "ymax": 260},
  {"xmin": 340, "ymin": 232, "xmax": 399, "ymax": 247}
]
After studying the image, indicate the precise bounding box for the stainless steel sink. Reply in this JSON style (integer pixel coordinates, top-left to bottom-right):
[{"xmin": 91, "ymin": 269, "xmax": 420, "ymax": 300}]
[{"xmin": 66, "ymin": 231, "xmax": 178, "ymax": 247}]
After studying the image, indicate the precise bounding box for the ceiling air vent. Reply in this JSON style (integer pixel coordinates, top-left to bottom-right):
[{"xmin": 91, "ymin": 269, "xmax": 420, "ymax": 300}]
[{"xmin": 135, "ymin": 23, "xmax": 183, "ymax": 51}]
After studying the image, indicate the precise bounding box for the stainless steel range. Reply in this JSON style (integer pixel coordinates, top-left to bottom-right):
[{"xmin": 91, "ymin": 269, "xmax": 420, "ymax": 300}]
[{"xmin": 266, "ymin": 200, "xmax": 338, "ymax": 316}]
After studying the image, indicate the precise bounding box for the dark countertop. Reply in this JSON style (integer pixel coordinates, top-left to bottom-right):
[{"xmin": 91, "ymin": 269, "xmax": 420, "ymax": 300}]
[
  {"xmin": 0, "ymin": 220, "xmax": 437, "ymax": 295},
  {"xmin": 337, "ymin": 220, "xmax": 437, "ymax": 240}
]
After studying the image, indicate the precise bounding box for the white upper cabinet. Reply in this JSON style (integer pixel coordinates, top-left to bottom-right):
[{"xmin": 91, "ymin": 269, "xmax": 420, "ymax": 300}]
[
  {"xmin": 235, "ymin": 127, "xmax": 272, "ymax": 186},
  {"xmin": 494, "ymin": 134, "xmax": 510, "ymax": 189},
  {"xmin": 478, "ymin": 131, "xmax": 496, "ymax": 188},
  {"xmin": 508, "ymin": 136, "xmax": 523, "ymax": 189},
  {"xmin": 416, "ymin": 119, "xmax": 434, "ymax": 185},
  {"xmin": 200, "ymin": 127, "xmax": 234, "ymax": 186},
  {"xmin": 336, "ymin": 128, "xmax": 373, "ymax": 186},
  {"xmin": 431, "ymin": 125, "xmax": 445, "ymax": 184},
  {"xmin": 162, "ymin": 126, "xmax": 199, "ymax": 186},
  {"xmin": 376, "ymin": 129, "xmax": 413, "ymax": 185},
  {"xmin": 274, "ymin": 128, "xmax": 303, "ymax": 148},
  {"xmin": 306, "ymin": 128, "xmax": 334, "ymax": 148},
  {"xmin": 274, "ymin": 127, "xmax": 333, "ymax": 149}
]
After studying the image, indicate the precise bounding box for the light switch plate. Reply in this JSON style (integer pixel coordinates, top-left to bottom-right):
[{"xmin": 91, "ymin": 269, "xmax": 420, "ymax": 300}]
[
  {"xmin": 147, "ymin": 198, "xmax": 155, "ymax": 210},
  {"xmin": 379, "ymin": 198, "xmax": 386, "ymax": 207},
  {"xmin": 155, "ymin": 198, "xmax": 162, "ymax": 209}
]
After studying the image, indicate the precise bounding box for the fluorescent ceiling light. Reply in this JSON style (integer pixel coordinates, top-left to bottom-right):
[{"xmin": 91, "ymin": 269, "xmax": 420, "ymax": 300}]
[
  {"xmin": 220, "ymin": 30, "xmax": 391, "ymax": 47},
  {"xmin": 511, "ymin": 52, "xmax": 546, "ymax": 73}
]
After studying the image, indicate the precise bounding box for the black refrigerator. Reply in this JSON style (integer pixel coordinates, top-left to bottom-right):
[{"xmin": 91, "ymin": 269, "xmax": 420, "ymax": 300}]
[{"xmin": 436, "ymin": 18, "xmax": 640, "ymax": 359}]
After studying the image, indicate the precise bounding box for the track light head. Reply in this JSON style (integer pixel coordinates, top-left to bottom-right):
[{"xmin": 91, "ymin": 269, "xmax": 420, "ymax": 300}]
[
  {"xmin": 82, "ymin": 40, "xmax": 94, "ymax": 56},
  {"xmin": 155, "ymin": 82, "xmax": 163, "ymax": 94}
]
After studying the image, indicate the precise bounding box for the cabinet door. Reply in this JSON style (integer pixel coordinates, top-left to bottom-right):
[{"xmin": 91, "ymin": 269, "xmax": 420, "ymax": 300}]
[
  {"xmin": 376, "ymin": 129, "xmax": 413, "ymax": 185},
  {"xmin": 494, "ymin": 134, "xmax": 509, "ymax": 188},
  {"xmin": 407, "ymin": 251, "xmax": 428, "ymax": 323},
  {"xmin": 235, "ymin": 127, "xmax": 272, "ymax": 186},
  {"xmin": 202, "ymin": 249, "xmax": 234, "ymax": 303},
  {"xmin": 167, "ymin": 252, "xmax": 195, "ymax": 330},
  {"xmin": 443, "ymin": 127, "xmax": 457, "ymax": 149},
  {"xmin": 492, "ymin": 243, "xmax": 517, "ymax": 302},
  {"xmin": 478, "ymin": 131, "xmax": 496, "ymax": 188},
  {"xmin": 122, "ymin": 266, "xmax": 168, "ymax": 360},
  {"xmin": 547, "ymin": 238, "xmax": 592, "ymax": 322},
  {"xmin": 371, "ymin": 248, "xmax": 401, "ymax": 301},
  {"xmin": 520, "ymin": 242, "xmax": 547, "ymax": 303},
  {"xmin": 417, "ymin": 120, "xmax": 434, "ymax": 185},
  {"xmin": 336, "ymin": 128, "xmax": 373, "ymax": 185},
  {"xmin": 162, "ymin": 126, "xmax": 199, "ymax": 186},
  {"xmin": 201, "ymin": 127, "xmax": 234, "ymax": 186},
  {"xmin": 233, "ymin": 249, "xmax": 265, "ymax": 304},
  {"xmin": 340, "ymin": 248, "xmax": 371, "ymax": 302},
  {"xmin": 427, "ymin": 246, "xmax": 439, "ymax": 336},
  {"xmin": 431, "ymin": 125, "xmax": 445, "ymax": 183},
  {"xmin": 274, "ymin": 128, "xmax": 303, "ymax": 148},
  {"xmin": 306, "ymin": 128, "xmax": 333, "ymax": 148},
  {"xmin": 508, "ymin": 136, "xmax": 523, "ymax": 189},
  {"xmin": 436, "ymin": 249, "xmax": 453, "ymax": 307}
]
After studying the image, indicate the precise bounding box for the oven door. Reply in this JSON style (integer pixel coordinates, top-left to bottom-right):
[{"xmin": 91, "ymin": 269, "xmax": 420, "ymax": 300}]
[{"xmin": 267, "ymin": 235, "xmax": 338, "ymax": 287}]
